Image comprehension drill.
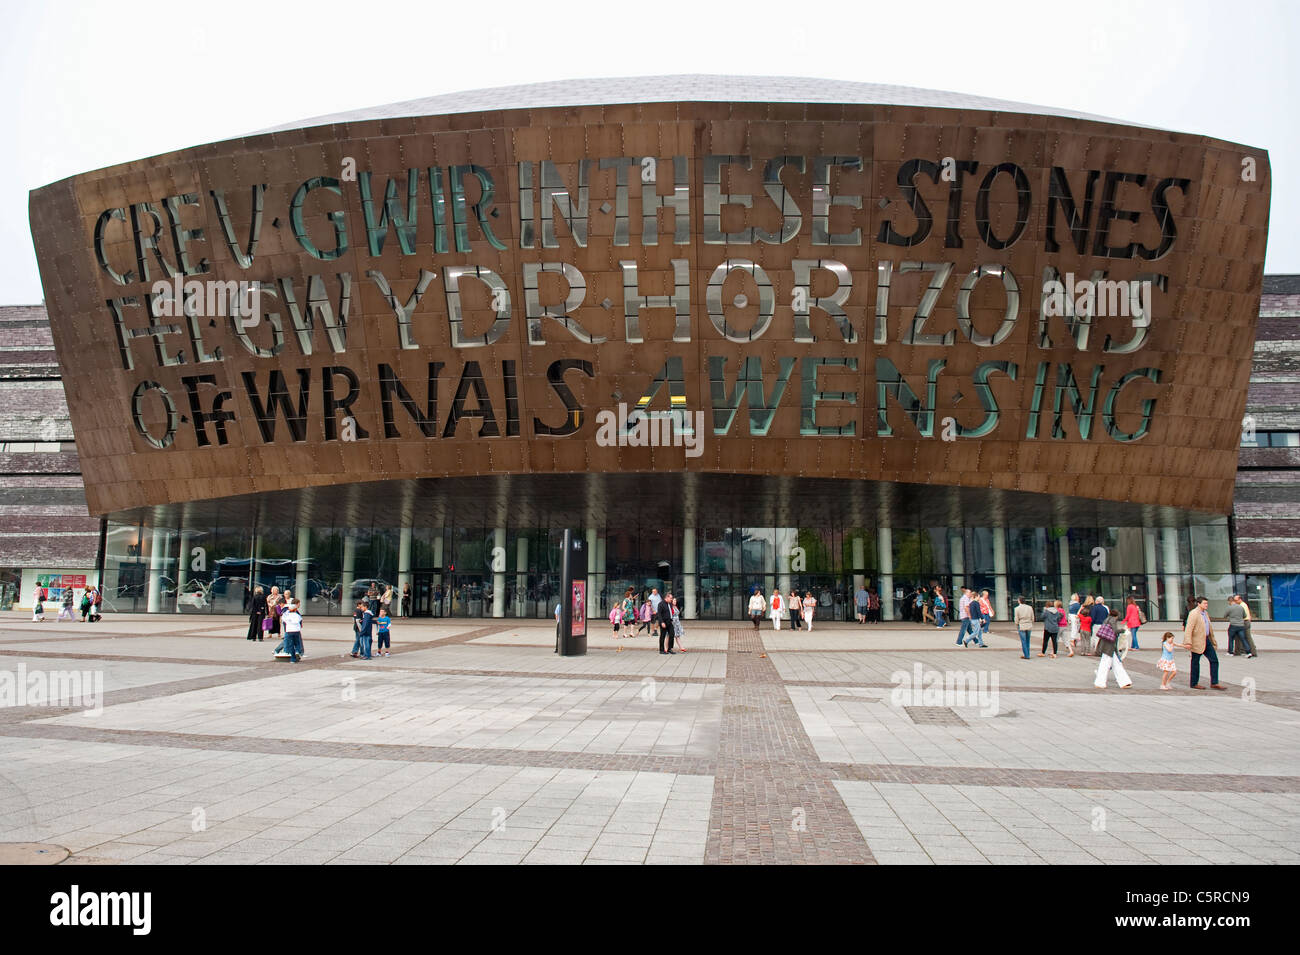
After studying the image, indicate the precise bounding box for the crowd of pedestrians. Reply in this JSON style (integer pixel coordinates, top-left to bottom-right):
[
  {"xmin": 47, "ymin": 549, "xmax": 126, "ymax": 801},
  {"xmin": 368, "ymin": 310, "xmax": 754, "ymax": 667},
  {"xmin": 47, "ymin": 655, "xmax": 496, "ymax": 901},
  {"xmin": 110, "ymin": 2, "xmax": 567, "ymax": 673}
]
[
  {"xmin": 22, "ymin": 574, "xmax": 1262, "ymax": 694},
  {"xmin": 28, "ymin": 583, "xmax": 103, "ymax": 623},
  {"xmin": 745, "ymin": 587, "xmax": 820, "ymax": 631},
  {"xmin": 602, "ymin": 587, "xmax": 688, "ymax": 652}
]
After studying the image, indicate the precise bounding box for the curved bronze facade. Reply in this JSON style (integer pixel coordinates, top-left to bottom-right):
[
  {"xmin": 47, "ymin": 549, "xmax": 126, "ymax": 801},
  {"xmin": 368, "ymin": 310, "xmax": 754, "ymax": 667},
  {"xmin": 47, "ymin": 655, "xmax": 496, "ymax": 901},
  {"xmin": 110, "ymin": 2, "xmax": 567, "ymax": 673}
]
[{"xmin": 29, "ymin": 90, "xmax": 1271, "ymax": 519}]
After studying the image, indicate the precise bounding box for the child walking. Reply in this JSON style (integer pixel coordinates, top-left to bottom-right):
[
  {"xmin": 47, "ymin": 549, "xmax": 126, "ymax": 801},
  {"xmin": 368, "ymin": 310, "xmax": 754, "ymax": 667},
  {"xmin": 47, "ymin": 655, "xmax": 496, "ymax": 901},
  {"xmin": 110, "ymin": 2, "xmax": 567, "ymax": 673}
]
[
  {"xmin": 1157, "ymin": 630, "xmax": 1178, "ymax": 690},
  {"xmin": 376, "ymin": 608, "xmax": 392, "ymax": 657}
]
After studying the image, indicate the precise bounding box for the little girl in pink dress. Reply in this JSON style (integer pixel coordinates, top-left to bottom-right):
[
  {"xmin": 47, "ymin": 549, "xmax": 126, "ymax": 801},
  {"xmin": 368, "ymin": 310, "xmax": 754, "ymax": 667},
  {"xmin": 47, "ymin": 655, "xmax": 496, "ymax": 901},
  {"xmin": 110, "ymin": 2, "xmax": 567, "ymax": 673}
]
[{"xmin": 1157, "ymin": 631, "xmax": 1178, "ymax": 690}]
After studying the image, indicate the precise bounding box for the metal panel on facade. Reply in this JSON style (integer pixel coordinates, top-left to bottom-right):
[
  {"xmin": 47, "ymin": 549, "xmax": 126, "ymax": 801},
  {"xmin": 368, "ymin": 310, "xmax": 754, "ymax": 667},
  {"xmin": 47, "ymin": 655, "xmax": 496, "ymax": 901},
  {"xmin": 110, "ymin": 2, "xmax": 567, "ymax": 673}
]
[{"xmin": 28, "ymin": 83, "xmax": 1271, "ymax": 519}]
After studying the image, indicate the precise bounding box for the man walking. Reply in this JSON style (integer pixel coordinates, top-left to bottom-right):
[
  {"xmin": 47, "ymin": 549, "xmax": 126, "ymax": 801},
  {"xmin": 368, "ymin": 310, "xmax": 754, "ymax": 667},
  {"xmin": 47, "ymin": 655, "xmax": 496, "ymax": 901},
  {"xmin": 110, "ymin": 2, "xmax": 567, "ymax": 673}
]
[
  {"xmin": 1090, "ymin": 595, "xmax": 1109, "ymax": 647},
  {"xmin": 648, "ymin": 588, "xmax": 663, "ymax": 641},
  {"xmin": 1013, "ymin": 596, "xmax": 1034, "ymax": 660},
  {"xmin": 1226, "ymin": 594, "xmax": 1258, "ymax": 658},
  {"xmin": 956, "ymin": 587, "xmax": 974, "ymax": 646},
  {"xmin": 657, "ymin": 593, "xmax": 676, "ymax": 654},
  {"xmin": 1182, "ymin": 595, "xmax": 1225, "ymax": 690},
  {"xmin": 963, "ymin": 588, "xmax": 988, "ymax": 647}
]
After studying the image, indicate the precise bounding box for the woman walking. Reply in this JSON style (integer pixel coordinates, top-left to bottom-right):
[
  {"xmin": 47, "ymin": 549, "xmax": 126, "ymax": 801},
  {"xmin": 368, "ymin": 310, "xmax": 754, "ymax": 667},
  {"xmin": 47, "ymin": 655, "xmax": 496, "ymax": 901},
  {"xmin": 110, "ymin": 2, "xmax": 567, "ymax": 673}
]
[
  {"xmin": 621, "ymin": 589, "xmax": 636, "ymax": 634},
  {"xmin": 747, "ymin": 588, "xmax": 766, "ymax": 630},
  {"xmin": 802, "ymin": 591, "xmax": 817, "ymax": 632},
  {"xmin": 670, "ymin": 595, "xmax": 686, "ymax": 652},
  {"xmin": 788, "ymin": 590, "xmax": 802, "ymax": 630},
  {"xmin": 1077, "ymin": 596, "xmax": 1094, "ymax": 655},
  {"xmin": 1093, "ymin": 609, "xmax": 1133, "ymax": 688},
  {"xmin": 1124, "ymin": 596, "xmax": 1143, "ymax": 650},
  {"xmin": 247, "ymin": 586, "xmax": 267, "ymax": 641},
  {"xmin": 933, "ymin": 587, "xmax": 948, "ymax": 628},
  {"xmin": 1039, "ymin": 600, "xmax": 1064, "ymax": 657},
  {"xmin": 401, "ymin": 582, "xmax": 411, "ymax": 618},
  {"xmin": 769, "ymin": 589, "xmax": 784, "ymax": 631},
  {"xmin": 266, "ymin": 589, "xmax": 283, "ymax": 644},
  {"xmin": 58, "ymin": 586, "xmax": 75, "ymax": 622},
  {"xmin": 976, "ymin": 589, "xmax": 994, "ymax": 642}
]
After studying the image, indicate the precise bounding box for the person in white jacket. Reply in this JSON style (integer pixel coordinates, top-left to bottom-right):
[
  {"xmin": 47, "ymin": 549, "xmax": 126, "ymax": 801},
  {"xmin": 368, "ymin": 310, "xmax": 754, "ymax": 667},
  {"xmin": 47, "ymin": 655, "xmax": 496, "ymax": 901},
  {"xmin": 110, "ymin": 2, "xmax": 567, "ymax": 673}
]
[
  {"xmin": 747, "ymin": 589, "xmax": 766, "ymax": 630},
  {"xmin": 802, "ymin": 592, "xmax": 817, "ymax": 632},
  {"xmin": 769, "ymin": 589, "xmax": 784, "ymax": 630}
]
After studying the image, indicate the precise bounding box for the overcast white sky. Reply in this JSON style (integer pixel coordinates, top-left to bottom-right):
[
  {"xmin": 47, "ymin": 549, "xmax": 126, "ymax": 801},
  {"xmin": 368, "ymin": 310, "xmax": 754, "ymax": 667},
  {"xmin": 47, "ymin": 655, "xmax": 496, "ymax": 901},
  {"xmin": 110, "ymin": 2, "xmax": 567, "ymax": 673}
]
[{"xmin": 2, "ymin": 0, "xmax": 1296, "ymax": 303}]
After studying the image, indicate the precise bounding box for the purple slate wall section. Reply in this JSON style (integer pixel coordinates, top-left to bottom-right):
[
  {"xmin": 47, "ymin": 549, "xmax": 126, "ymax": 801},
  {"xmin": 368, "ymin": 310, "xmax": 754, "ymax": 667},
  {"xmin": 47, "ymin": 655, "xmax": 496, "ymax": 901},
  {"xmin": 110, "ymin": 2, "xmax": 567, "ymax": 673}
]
[
  {"xmin": 0, "ymin": 304, "xmax": 99, "ymax": 569},
  {"xmin": 1235, "ymin": 291, "xmax": 1300, "ymax": 575}
]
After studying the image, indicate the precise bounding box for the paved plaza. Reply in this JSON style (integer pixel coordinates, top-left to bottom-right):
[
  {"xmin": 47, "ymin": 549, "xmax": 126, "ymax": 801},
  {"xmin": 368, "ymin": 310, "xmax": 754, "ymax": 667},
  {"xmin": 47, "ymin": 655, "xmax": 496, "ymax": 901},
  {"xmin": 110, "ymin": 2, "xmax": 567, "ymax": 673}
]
[{"xmin": 0, "ymin": 613, "xmax": 1297, "ymax": 865}]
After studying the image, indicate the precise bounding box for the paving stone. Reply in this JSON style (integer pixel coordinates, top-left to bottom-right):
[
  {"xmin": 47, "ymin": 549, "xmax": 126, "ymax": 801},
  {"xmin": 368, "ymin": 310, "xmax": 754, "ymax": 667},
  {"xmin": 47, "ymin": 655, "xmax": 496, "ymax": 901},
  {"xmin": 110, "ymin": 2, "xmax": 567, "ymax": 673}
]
[{"xmin": 2, "ymin": 618, "xmax": 1299, "ymax": 865}]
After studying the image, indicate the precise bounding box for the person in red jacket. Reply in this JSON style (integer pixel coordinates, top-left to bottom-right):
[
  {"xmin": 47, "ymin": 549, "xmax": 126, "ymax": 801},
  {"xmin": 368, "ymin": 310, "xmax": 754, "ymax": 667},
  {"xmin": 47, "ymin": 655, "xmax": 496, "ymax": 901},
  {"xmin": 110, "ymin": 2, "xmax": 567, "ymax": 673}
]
[{"xmin": 1123, "ymin": 596, "xmax": 1143, "ymax": 650}]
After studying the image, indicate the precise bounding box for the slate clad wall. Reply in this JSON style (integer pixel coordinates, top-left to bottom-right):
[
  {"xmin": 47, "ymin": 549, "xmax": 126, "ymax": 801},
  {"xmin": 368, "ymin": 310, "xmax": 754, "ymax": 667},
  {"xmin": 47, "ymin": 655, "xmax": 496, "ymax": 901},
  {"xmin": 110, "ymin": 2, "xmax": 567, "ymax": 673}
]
[
  {"xmin": 0, "ymin": 305, "xmax": 99, "ymax": 567},
  {"xmin": 1234, "ymin": 288, "xmax": 1300, "ymax": 574}
]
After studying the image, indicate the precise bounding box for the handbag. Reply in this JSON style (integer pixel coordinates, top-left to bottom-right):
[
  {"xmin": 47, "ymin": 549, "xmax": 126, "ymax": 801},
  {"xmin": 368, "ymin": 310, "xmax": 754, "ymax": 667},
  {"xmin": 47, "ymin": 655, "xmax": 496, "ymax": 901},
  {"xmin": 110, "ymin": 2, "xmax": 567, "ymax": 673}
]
[
  {"xmin": 262, "ymin": 616, "xmax": 273, "ymax": 632},
  {"xmin": 1138, "ymin": 609, "xmax": 1148, "ymax": 625}
]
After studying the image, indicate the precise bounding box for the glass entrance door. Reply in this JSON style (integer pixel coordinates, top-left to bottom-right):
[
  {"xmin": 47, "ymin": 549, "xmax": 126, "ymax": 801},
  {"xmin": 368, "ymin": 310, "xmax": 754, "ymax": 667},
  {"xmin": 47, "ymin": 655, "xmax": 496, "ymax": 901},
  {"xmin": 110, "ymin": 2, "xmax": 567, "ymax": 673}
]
[
  {"xmin": 449, "ymin": 574, "xmax": 487, "ymax": 617},
  {"xmin": 410, "ymin": 570, "xmax": 446, "ymax": 617}
]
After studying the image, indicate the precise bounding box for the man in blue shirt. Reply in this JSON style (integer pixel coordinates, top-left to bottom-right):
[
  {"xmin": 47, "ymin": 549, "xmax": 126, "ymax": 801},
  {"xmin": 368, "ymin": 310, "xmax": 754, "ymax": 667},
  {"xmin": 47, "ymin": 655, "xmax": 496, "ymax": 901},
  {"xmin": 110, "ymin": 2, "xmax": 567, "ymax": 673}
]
[
  {"xmin": 855, "ymin": 586, "xmax": 869, "ymax": 624},
  {"xmin": 1066, "ymin": 593, "xmax": 1082, "ymax": 656},
  {"xmin": 1091, "ymin": 595, "xmax": 1109, "ymax": 653}
]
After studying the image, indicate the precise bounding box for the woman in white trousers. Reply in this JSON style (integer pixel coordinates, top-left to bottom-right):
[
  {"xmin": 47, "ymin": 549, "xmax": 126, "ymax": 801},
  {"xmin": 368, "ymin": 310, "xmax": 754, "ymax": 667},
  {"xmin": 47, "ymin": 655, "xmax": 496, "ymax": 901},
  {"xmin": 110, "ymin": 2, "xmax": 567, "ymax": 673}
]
[
  {"xmin": 769, "ymin": 591, "xmax": 783, "ymax": 630},
  {"xmin": 1093, "ymin": 613, "xmax": 1132, "ymax": 688}
]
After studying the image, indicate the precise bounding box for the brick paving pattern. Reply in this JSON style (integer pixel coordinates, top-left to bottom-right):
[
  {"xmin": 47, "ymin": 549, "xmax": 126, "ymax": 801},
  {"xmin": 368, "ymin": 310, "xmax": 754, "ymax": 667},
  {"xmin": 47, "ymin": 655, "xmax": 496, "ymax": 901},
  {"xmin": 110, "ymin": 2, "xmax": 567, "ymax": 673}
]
[
  {"xmin": 1, "ymin": 614, "xmax": 1298, "ymax": 864},
  {"xmin": 704, "ymin": 628, "xmax": 875, "ymax": 864}
]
